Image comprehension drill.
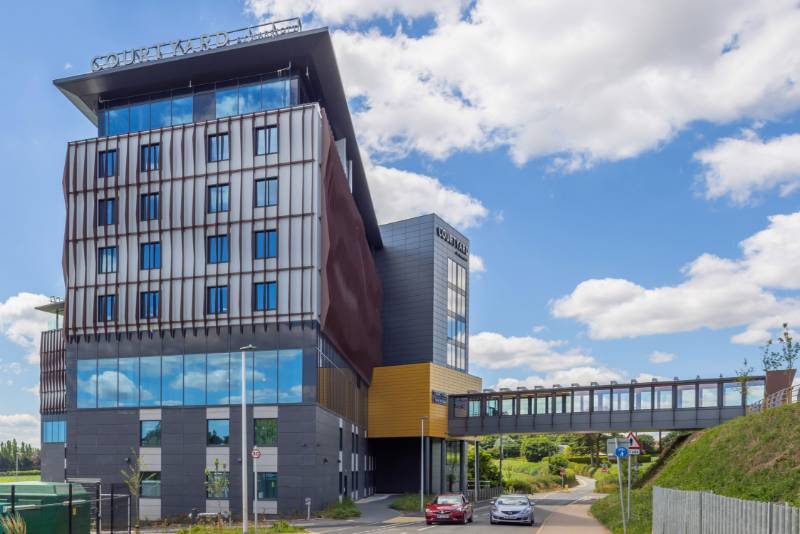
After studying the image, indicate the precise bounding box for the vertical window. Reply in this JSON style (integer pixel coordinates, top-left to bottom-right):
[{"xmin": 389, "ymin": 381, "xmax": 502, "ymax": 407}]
[
  {"xmin": 723, "ymin": 382, "xmax": 742, "ymax": 407},
  {"xmin": 655, "ymin": 386, "xmax": 673, "ymax": 409},
  {"xmin": 278, "ymin": 349, "xmax": 302, "ymax": 403},
  {"xmin": 98, "ymin": 149, "xmax": 117, "ymax": 178},
  {"xmin": 468, "ymin": 399, "xmax": 481, "ymax": 417},
  {"xmin": 184, "ymin": 354, "xmax": 207, "ymax": 405},
  {"xmin": 96, "ymin": 294, "xmax": 116, "ymax": 322},
  {"xmin": 699, "ymin": 384, "xmax": 718, "ymax": 407},
  {"xmin": 98, "ymin": 246, "xmax": 117, "ymax": 273},
  {"xmin": 206, "ymin": 286, "xmax": 229, "ymax": 315},
  {"xmin": 118, "ymin": 357, "xmax": 139, "ymax": 407},
  {"xmin": 634, "ymin": 388, "xmax": 652, "ymax": 410},
  {"xmin": 612, "ymin": 388, "xmax": 630, "ymax": 411},
  {"xmin": 207, "ymin": 419, "xmax": 230, "ymax": 445},
  {"xmin": 255, "ymin": 178, "xmax": 278, "ymax": 207},
  {"xmin": 206, "ymin": 353, "xmax": 230, "ymax": 405},
  {"xmin": 254, "ymin": 282, "xmax": 277, "ymax": 311},
  {"xmin": 207, "ymin": 235, "xmax": 230, "ymax": 264},
  {"xmin": 42, "ymin": 420, "xmax": 67, "ymax": 443},
  {"xmin": 107, "ymin": 108, "xmax": 129, "ymax": 136},
  {"xmin": 77, "ymin": 359, "xmax": 97, "ymax": 408},
  {"xmin": 207, "ymin": 184, "xmax": 230, "ymax": 213},
  {"xmin": 207, "ymin": 133, "xmax": 230, "ymax": 162},
  {"xmin": 97, "ymin": 358, "xmax": 118, "ymax": 408},
  {"xmin": 501, "ymin": 398, "xmax": 514, "ymax": 416},
  {"xmin": 206, "ymin": 472, "xmax": 230, "ymax": 499},
  {"xmin": 239, "ymin": 83, "xmax": 261, "ymax": 114},
  {"xmin": 150, "ymin": 98, "xmax": 171, "ymax": 129},
  {"xmin": 254, "ymin": 419, "xmax": 278, "ymax": 447},
  {"xmin": 140, "ymin": 192, "xmax": 159, "ymax": 221},
  {"xmin": 677, "ymin": 385, "xmax": 696, "ymax": 409},
  {"xmin": 139, "ymin": 291, "xmax": 160, "ymax": 319},
  {"xmin": 253, "ymin": 351, "xmax": 278, "ymax": 404},
  {"xmin": 485, "ymin": 398, "xmax": 498, "ymax": 416},
  {"xmin": 139, "ymin": 356, "xmax": 161, "ymax": 407},
  {"xmin": 140, "ymin": 143, "xmax": 160, "ymax": 171},
  {"xmin": 254, "ymin": 230, "xmax": 277, "ymax": 259},
  {"xmin": 162, "ymin": 355, "xmax": 183, "ymax": 406},
  {"xmin": 255, "ymin": 126, "xmax": 278, "ymax": 155},
  {"xmin": 172, "ymin": 93, "xmax": 193, "ymax": 125},
  {"xmin": 141, "ymin": 472, "xmax": 161, "ymax": 498},
  {"xmin": 140, "ymin": 242, "xmax": 161, "ymax": 270},
  {"xmin": 97, "ymin": 198, "xmax": 116, "ymax": 226},
  {"xmin": 129, "ymin": 103, "xmax": 149, "ymax": 132},
  {"xmin": 573, "ymin": 391, "xmax": 590, "ymax": 412},
  {"xmin": 140, "ymin": 420, "xmax": 161, "ymax": 446},
  {"xmin": 536, "ymin": 396, "xmax": 549, "ymax": 414},
  {"xmin": 257, "ymin": 473, "xmax": 278, "ymax": 500},
  {"xmin": 593, "ymin": 389, "xmax": 611, "ymax": 411},
  {"xmin": 215, "ymin": 86, "xmax": 238, "ymax": 118},
  {"xmin": 446, "ymin": 258, "xmax": 467, "ymax": 371},
  {"xmin": 746, "ymin": 380, "xmax": 765, "ymax": 406}
]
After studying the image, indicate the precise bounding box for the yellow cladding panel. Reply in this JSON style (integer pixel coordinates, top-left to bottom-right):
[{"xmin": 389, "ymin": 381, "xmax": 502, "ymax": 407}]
[{"xmin": 368, "ymin": 362, "xmax": 482, "ymax": 439}]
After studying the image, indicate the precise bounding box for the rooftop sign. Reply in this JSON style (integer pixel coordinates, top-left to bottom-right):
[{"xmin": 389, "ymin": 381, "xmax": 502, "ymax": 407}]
[
  {"xmin": 436, "ymin": 226, "xmax": 469, "ymax": 257},
  {"xmin": 90, "ymin": 18, "xmax": 303, "ymax": 72}
]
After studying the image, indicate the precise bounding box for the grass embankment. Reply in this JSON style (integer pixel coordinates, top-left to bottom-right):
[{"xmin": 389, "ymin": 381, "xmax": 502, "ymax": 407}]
[
  {"xmin": 591, "ymin": 403, "xmax": 800, "ymax": 533},
  {"xmin": 390, "ymin": 494, "xmax": 436, "ymax": 512},
  {"xmin": 499, "ymin": 458, "xmax": 577, "ymax": 493}
]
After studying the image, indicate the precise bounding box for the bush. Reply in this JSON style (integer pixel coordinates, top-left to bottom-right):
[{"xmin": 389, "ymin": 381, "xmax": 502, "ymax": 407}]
[
  {"xmin": 521, "ymin": 436, "xmax": 558, "ymax": 462},
  {"xmin": 547, "ymin": 455, "xmax": 570, "ymax": 476},
  {"xmin": 319, "ymin": 497, "xmax": 361, "ymax": 519},
  {"xmin": 390, "ymin": 494, "xmax": 436, "ymax": 512},
  {"xmin": 568, "ymin": 456, "xmax": 592, "ymax": 465}
]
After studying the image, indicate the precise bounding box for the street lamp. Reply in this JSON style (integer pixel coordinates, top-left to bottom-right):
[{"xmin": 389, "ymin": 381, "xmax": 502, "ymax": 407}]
[
  {"xmin": 420, "ymin": 416, "xmax": 428, "ymax": 513},
  {"xmin": 240, "ymin": 344, "xmax": 256, "ymax": 534}
]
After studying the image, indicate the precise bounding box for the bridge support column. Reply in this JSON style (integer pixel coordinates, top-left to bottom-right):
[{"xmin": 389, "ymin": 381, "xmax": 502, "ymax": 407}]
[{"xmin": 460, "ymin": 440, "xmax": 468, "ymax": 493}]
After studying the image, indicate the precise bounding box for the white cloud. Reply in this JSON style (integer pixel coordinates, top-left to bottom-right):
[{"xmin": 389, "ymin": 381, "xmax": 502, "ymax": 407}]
[
  {"xmin": 470, "ymin": 331, "xmax": 593, "ymax": 371},
  {"xmin": 366, "ymin": 162, "xmax": 488, "ymax": 229},
  {"xmin": 0, "ymin": 414, "xmax": 40, "ymax": 447},
  {"xmin": 0, "ymin": 293, "xmax": 51, "ymax": 364},
  {"xmin": 252, "ymin": 0, "xmax": 800, "ymax": 168},
  {"xmin": 0, "ymin": 359, "xmax": 22, "ymax": 375},
  {"xmin": 552, "ymin": 212, "xmax": 800, "ymax": 344},
  {"xmin": 470, "ymin": 254, "xmax": 486, "ymax": 274},
  {"xmin": 696, "ymin": 130, "xmax": 800, "ymax": 203},
  {"xmin": 649, "ymin": 351, "xmax": 675, "ymax": 364}
]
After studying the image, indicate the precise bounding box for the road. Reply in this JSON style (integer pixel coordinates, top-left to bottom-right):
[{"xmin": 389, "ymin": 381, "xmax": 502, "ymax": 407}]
[{"xmin": 305, "ymin": 477, "xmax": 608, "ymax": 534}]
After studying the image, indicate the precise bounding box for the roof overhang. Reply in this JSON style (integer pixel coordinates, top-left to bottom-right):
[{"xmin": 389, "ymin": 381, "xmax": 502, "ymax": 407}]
[{"xmin": 53, "ymin": 27, "xmax": 382, "ymax": 248}]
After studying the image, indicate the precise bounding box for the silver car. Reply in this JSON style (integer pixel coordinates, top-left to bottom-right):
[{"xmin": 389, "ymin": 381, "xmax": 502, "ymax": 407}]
[{"xmin": 490, "ymin": 494, "xmax": 535, "ymax": 526}]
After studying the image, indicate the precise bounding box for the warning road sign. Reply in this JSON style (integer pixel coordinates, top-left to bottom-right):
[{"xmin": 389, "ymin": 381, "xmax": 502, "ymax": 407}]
[{"xmin": 626, "ymin": 431, "xmax": 642, "ymax": 451}]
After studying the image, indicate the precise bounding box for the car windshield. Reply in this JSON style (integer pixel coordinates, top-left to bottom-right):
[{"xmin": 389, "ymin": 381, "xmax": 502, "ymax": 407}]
[
  {"xmin": 435, "ymin": 496, "xmax": 462, "ymax": 505},
  {"xmin": 497, "ymin": 497, "xmax": 529, "ymax": 506}
]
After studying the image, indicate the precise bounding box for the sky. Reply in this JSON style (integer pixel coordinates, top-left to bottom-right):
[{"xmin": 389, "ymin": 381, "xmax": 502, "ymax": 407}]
[{"xmin": 2, "ymin": 0, "xmax": 800, "ymax": 445}]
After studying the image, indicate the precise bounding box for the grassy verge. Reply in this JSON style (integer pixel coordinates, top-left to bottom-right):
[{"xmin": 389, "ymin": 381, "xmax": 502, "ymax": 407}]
[
  {"xmin": 590, "ymin": 486, "xmax": 652, "ymax": 534},
  {"xmin": 0, "ymin": 475, "xmax": 40, "ymax": 483},
  {"xmin": 497, "ymin": 458, "xmax": 577, "ymax": 493},
  {"xmin": 390, "ymin": 494, "xmax": 435, "ymax": 512},
  {"xmin": 176, "ymin": 521, "xmax": 307, "ymax": 533},
  {"xmin": 319, "ymin": 497, "xmax": 361, "ymax": 519}
]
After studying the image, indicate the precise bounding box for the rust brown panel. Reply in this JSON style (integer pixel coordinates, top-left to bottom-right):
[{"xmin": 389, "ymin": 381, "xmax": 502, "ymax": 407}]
[
  {"xmin": 40, "ymin": 329, "xmax": 66, "ymax": 414},
  {"xmin": 319, "ymin": 109, "xmax": 382, "ymax": 383}
]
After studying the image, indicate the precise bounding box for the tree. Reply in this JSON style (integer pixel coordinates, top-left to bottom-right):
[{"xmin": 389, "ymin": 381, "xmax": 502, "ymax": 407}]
[
  {"xmin": 735, "ymin": 358, "xmax": 754, "ymax": 401},
  {"xmin": 521, "ymin": 436, "xmax": 558, "ymax": 463},
  {"xmin": 494, "ymin": 435, "xmax": 520, "ymax": 458},
  {"xmin": 547, "ymin": 454, "xmax": 570, "ymax": 476},
  {"xmin": 204, "ymin": 458, "xmax": 231, "ymax": 526},
  {"xmin": 120, "ymin": 449, "xmax": 142, "ymax": 534},
  {"xmin": 467, "ymin": 446, "xmax": 500, "ymax": 487},
  {"xmin": 637, "ymin": 434, "xmax": 657, "ymax": 455},
  {"xmin": 763, "ymin": 323, "xmax": 800, "ymax": 370}
]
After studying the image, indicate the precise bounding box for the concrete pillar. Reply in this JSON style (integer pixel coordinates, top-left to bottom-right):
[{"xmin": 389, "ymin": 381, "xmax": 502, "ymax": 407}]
[
  {"xmin": 474, "ymin": 440, "xmax": 480, "ymax": 502},
  {"xmin": 439, "ymin": 439, "xmax": 446, "ymax": 492},
  {"xmin": 459, "ymin": 440, "xmax": 468, "ymax": 493},
  {"xmin": 423, "ymin": 437, "xmax": 431, "ymax": 494}
]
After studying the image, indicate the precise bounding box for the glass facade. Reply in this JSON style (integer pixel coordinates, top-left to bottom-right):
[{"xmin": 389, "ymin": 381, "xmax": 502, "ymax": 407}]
[
  {"xmin": 99, "ymin": 246, "xmax": 117, "ymax": 273},
  {"xmin": 140, "ymin": 143, "xmax": 160, "ymax": 172},
  {"xmin": 655, "ymin": 386, "xmax": 673, "ymax": 409},
  {"xmin": 207, "ymin": 235, "xmax": 230, "ymax": 264},
  {"xmin": 140, "ymin": 193, "xmax": 159, "ymax": 221},
  {"xmin": 98, "ymin": 77, "xmax": 299, "ymax": 137},
  {"xmin": 206, "ymin": 286, "xmax": 229, "ymax": 315},
  {"xmin": 96, "ymin": 294, "xmax": 116, "ymax": 322},
  {"xmin": 699, "ymin": 383, "xmax": 718, "ymax": 407},
  {"xmin": 141, "ymin": 472, "xmax": 161, "ymax": 498},
  {"xmin": 208, "ymin": 133, "xmax": 230, "ymax": 162},
  {"xmin": 139, "ymin": 291, "xmax": 160, "ymax": 319},
  {"xmin": 76, "ymin": 350, "xmax": 304, "ymax": 409},
  {"xmin": 257, "ymin": 472, "xmax": 278, "ymax": 500},
  {"xmin": 254, "ymin": 419, "xmax": 278, "ymax": 446},
  {"xmin": 97, "ymin": 150, "xmax": 116, "ymax": 178},
  {"xmin": 42, "ymin": 420, "xmax": 66, "ymax": 443},
  {"xmin": 677, "ymin": 385, "xmax": 696, "ymax": 408},
  {"xmin": 208, "ymin": 184, "xmax": 230, "ymax": 213},
  {"xmin": 723, "ymin": 382, "xmax": 742, "ymax": 406},
  {"xmin": 746, "ymin": 379, "xmax": 765, "ymax": 405},
  {"xmin": 446, "ymin": 258, "xmax": 467, "ymax": 370}
]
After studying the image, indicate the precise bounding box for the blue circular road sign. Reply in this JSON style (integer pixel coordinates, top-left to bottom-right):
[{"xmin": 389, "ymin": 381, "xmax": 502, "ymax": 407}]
[{"xmin": 615, "ymin": 447, "xmax": 628, "ymax": 458}]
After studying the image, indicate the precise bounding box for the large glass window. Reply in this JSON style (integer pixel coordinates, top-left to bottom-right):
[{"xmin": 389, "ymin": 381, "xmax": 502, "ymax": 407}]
[
  {"xmin": 194, "ymin": 91, "xmax": 215, "ymax": 122},
  {"xmin": 612, "ymin": 388, "xmax": 630, "ymax": 411},
  {"xmin": 278, "ymin": 349, "xmax": 303, "ymax": 403},
  {"xmin": 501, "ymin": 398, "xmax": 514, "ymax": 416},
  {"xmin": 239, "ymin": 83, "xmax": 261, "ymax": 114},
  {"xmin": 97, "ymin": 198, "xmax": 116, "ymax": 226},
  {"xmin": 468, "ymin": 399, "xmax": 481, "ymax": 417},
  {"xmin": 140, "ymin": 193, "xmax": 159, "ymax": 221},
  {"xmin": 162, "ymin": 355, "xmax": 183, "ymax": 406},
  {"xmin": 150, "ymin": 99, "xmax": 171, "ymax": 129},
  {"xmin": 171, "ymin": 94, "xmax": 193, "ymax": 125},
  {"xmin": 255, "ymin": 178, "xmax": 278, "ymax": 207},
  {"xmin": 677, "ymin": 385, "xmax": 696, "ymax": 409},
  {"xmin": 140, "ymin": 420, "xmax": 161, "ymax": 447},
  {"xmin": 262, "ymin": 79, "xmax": 290, "ymax": 109},
  {"xmin": 207, "ymin": 235, "xmax": 230, "ymax": 264},
  {"xmin": 129, "ymin": 103, "xmax": 149, "ymax": 132},
  {"xmin": 208, "ymin": 133, "xmax": 230, "ymax": 162},
  {"xmin": 207, "ymin": 419, "xmax": 230, "ymax": 445},
  {"xmin": 535, "ymin": 396, "xmax": 549, "ymax": 414},
  {"xmin": 257, "ymin": 472, "xmax": 278, "ymax": 500},
  {"xmin": 723, "ymin": 382, "xmax": 742, "ymax": 407},
  {"xmin": 97, "ymin": 358, "xmax": 118, "ymax": 408},
  {"xmin": 208, "ymin": 184, "xmax": 230, "ymax": 213},
  {"xmin": 254, "ymin": 282, "xmax": 277, "ymax": 311},
  {"xmin": 107, "ymin": 109, "xmax": 129, "ymax": 136},
  {"xmin": 573, "ymin": 391, "xmax": 590, "ymax": 412},
  {"xmin": 96, "ymin": 294, "xmax": 116, "ymax": 322},
  {"xmin": 446, "ymin": 258, "xmax": 468, "ymax": 371},
  {"xmin": 140, "ymin": 242, "xmax": 161, "ymax": 270},
  {"xmin": 42, "ymin": 420, "xmax": 66, "ymax": 443},
  {"xmin": 184, "ymin": 354, "xmax": 206, "ymax": 405},
  {"xmin": 485, "ymin": 399, "xmax": 498, "ymax": 416},
  {"xmin": 141, "ymin": 472, "xmax": 161, "ymax": 498},
  {"xmin": 140, "ymin": 356, "xmax": 161, "ymax": 407},
  {"xmin": 215, "ymin": 86, "xmax": 239, "ymax": 118},
  {"xmin": 254, "ymin": 230, "xmax": 277, "ymax": 259},
  {"xmin": 253, "ymin": 351, "xmax": 278, "ymax": 404},
  {"xmin": 593, "ymin": 389, "xmax": 611, "ymax": 412},
  {"xmin": 206, "ymin": 353, "xmax": 230, "ymax": 405},
  {"xmin": 206, "ymin": 286, "xmax": 229, "ymax": 315},
  {"xmin": 255, "ymin": 126, "xmax": 278, "ymax": 155},
  {"xmin": 118, "ymin": 357, "xmax": 139, "ymax": 407},
  {"xmin": 634, "ymin": 387, "xmax": 652, "ymax": 410},
  {"xmin": 229, "ymin": 352, "xmax": 254, "ymax": 405},
  {"xmin": 254, "ymin": 419, "xmax": 278, "ymax": 446},
  {"xmin": 140, "ymin": 143, "xmax": 160, "ymax": 172},
  {"xmin": 139, "ymin": 291, "xmax": 160, "ymax": 319},
  {"xmin": 699, "ymin": 383, "xmax": 718, "ymax": 407},
  {"xmin": 77, "ymin": 359, "xmax": 97, "ymax": 408},
  {"xmin": 99, "ymin": 246, "xmax": 117, "ymax": 273},
  {"xmin": 655, "ymin": 386, "xmax": 673, "ymax": 410},
  {"xmin": 746, "ymin": 380, "xmax": 765, "ymax": 406},
  {"xmin": 518, "ymin": 397, "xmax": 531, "ymax": 415}
]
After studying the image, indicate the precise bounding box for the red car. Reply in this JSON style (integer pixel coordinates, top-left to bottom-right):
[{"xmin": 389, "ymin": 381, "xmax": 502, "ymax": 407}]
[{"xmin": 425, "ymin": 493, "xmax": 474, "ymax": 525}]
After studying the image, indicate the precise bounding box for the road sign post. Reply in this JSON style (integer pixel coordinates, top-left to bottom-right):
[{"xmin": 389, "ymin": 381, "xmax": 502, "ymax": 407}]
[
  {"xmin": 559, "ymin": 467, "xmax": 566, "ymax": 488},
  {"xmin": 625, "ymin": 432, "xmax": 641, "ymax": 523},
  {"xmin": 305, "ymin": 497, "xmax": 312, "ymax": 521},
  {"xmin": 251, "ymin": 447, "xmax": 261, "ymax": 531},
  {"xmin": 615, "ymin": 446, "xmax": 628, "ymax": 534}
]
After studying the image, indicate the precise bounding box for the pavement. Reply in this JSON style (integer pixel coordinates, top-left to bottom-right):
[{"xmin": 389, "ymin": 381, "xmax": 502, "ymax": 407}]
[{"xmin": 302, "ymin": 476, "xmax": 609, "ymax": 534}]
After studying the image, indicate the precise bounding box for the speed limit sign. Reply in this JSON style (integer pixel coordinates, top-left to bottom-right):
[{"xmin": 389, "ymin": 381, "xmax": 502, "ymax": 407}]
[{"xmin": 251, "ymin": 447, "xmax": 261, "ymax": 459}]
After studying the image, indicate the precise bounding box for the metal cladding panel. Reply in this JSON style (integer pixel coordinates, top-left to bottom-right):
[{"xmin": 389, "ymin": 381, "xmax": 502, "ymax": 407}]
[
  {"xmin": 40, "ymin": 329, "xmax": 67, "ymax": 414},
  {"xmin": 319, "ymin": 110, "xmax": 382, "ymax": 382}
]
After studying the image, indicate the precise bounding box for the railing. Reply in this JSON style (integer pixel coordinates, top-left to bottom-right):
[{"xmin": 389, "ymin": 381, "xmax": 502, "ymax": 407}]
[
  {"xmin": 467, "ymin": 481, "xmax": 502, "ymax": 502},
  {"xmin": 653, "ymin": 486, "xmax": 800, "ymax": 534},
  {"xmin": 748, "ymin": 383, "xmax": 800, "ymax": 413}
]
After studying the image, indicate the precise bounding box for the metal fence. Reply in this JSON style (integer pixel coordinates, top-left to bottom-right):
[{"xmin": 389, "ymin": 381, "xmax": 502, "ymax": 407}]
[
  {"xmin": 466, "ymin": 481, "xmax": 503, "ymax": 502},
  {"xmin": 653, "ymin": 486, "xmax": 800, "ymax": 534},
  {"xmin": 749, "ymin": 383, "xmax": 800, "ymax": 413}
]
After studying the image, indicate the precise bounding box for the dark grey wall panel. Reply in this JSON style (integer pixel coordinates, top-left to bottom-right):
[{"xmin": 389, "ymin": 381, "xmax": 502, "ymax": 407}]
[
  {"xmin": 41, "ymin": 443, "xmax": 65, "ymax": 482},
  {"xmin": 66, "ymin": 409, "xmax": 138, "ymax": 482},
  {"xmin": 161, "ymin": 407, "xmax": 206, "ymax": 519}
]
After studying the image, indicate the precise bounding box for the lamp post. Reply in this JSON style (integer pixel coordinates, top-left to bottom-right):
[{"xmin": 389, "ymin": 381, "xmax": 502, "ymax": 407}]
[
  {"xmin": 240, "ymin": 344, "xmax": 256, "ymax": 534},
  {"xmin": 420, "ymin": 416, "xmax": 428, "ymax": 513}
]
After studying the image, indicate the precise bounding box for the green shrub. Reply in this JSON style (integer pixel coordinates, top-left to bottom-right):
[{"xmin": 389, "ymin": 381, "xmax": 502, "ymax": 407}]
[
  {"xmin": 547, "ymin": 455, "xmax": 570, "ymax": 476},
  {"xmin": 521, "ymin": 436, "xmax": 558, "ymax": 462},
  {"xmin": 319, "ymin": 497, "xmax": 361, "ymax": 519},
  {"xmin": 390, "ymin": 494, "xmax": 436, "ymax": 512},
  {"xmin": 568, "ymin": 456, "xmax": 592, "ymax": 464}
]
